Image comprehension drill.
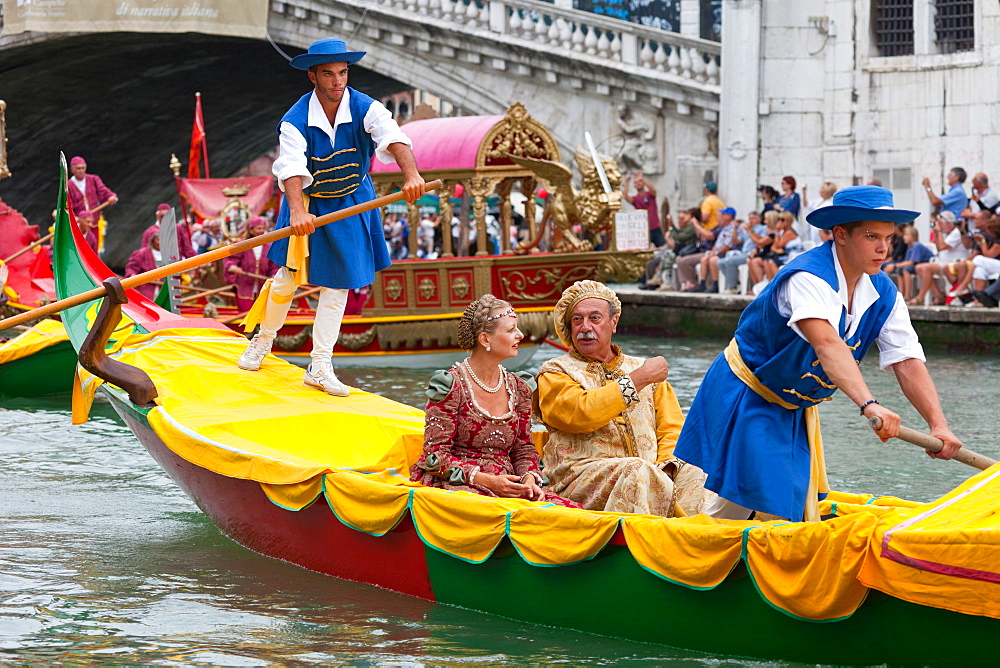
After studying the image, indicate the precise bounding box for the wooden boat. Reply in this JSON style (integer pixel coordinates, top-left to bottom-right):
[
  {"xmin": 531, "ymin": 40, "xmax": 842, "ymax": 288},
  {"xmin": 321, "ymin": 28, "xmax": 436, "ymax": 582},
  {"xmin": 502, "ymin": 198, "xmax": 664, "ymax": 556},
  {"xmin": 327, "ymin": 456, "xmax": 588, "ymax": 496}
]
[
  {"xmin": 171, "ymin": 102, "xmax": 648, "ymax": 369},
  {"xmin": 52, "ymin": 164, "xmax": 1000, "ymax": 663}
]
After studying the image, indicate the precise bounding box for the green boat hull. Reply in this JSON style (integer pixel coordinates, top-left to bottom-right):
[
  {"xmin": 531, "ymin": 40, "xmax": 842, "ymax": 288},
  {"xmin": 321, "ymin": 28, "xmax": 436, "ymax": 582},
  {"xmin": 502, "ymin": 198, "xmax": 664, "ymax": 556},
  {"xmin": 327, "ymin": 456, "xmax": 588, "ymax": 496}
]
[{"xmin": 0, "ymin": 339, "xmax": 77, "ymax": 397}]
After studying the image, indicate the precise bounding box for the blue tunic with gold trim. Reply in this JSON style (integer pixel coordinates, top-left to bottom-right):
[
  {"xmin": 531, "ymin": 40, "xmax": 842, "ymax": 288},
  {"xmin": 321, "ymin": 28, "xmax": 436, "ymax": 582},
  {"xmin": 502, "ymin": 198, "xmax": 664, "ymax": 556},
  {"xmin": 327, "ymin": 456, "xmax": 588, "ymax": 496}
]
[
  {"xmin": 674, "ymin": 242, "xmax": 898, "ymax": 521},
  {"xmin": 267, "ymin": 88, "xmax": 391, "ymax": 289}
]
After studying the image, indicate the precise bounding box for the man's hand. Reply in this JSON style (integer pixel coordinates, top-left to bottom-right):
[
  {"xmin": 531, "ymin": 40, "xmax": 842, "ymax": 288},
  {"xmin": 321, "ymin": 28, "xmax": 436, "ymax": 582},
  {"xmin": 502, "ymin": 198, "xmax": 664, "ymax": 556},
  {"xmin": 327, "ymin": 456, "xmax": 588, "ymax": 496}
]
[
  {"xmin": 290, "ymin": 210, "xmax": 316, "ymax": 236},
  {"xmin": 630, "ymin": 356, "xmax": 668, "ymax": 392},
  {"xmin": 228, "ymin": 265, "xmax": 244, "ymax": 275},
  {"xmin": 928, "ymin": 426, "xmax": 963, "ymax": 460},
  {"xmin": 866, "ymin": 403, "xmax": 900, "ymax": 442},
  {"xmin": 108, "ymin": 195, "xmax": 118, "ymax": 205},
  {"xmin": 401, "ymin": 174, "xmax": 427, "ymax": 204},
  {"xmin": 922, "ymin": 177, "xmax": 932, "ymax": 189}
]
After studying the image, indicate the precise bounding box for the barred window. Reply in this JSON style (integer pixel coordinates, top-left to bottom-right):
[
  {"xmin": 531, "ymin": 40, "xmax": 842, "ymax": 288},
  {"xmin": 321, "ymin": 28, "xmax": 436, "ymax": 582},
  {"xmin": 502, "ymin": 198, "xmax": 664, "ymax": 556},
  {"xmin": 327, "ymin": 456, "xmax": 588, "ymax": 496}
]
[
  {"xmin": 934, "ymin": 0, "xmax": 974, "ymax": 54},
  {"xmin": 872, "ymin": 0, "xmax": 914, "ymax": 57}
]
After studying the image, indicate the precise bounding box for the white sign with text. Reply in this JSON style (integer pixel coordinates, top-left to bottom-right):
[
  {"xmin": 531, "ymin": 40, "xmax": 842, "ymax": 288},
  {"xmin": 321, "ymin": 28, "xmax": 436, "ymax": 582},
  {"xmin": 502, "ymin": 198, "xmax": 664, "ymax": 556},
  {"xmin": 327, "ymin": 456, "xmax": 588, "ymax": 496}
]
[{"xmin": 615, "ymin": 210, "xmax": 648, "ymax": 251}]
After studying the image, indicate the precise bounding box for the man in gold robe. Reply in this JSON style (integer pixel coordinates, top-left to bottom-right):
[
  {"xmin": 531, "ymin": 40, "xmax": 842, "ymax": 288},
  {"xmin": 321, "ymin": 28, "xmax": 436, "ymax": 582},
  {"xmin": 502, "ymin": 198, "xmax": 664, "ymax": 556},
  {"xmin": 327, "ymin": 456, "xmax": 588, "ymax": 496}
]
[{"xmin": 536, "ymin": 280, "xmax": 713, "ymax": 517}]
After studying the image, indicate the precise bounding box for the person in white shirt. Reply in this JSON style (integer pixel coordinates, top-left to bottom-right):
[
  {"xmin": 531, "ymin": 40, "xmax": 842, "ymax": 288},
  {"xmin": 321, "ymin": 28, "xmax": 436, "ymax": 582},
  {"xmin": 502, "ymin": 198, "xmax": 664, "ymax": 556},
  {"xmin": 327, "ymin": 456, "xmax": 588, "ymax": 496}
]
[
  {"xmin": 962, "ymin": 172, "xmax": 1000, "ymax": 223},
  {"xmin": 910, "ymin": 211, "xmax": 971, "ymax": 306},
  {"xmin": 676, "ymin": 185, "xmax": 962, "ymax": 523},
  {"xmin": 237, "ymin": 38, "xmax": 425, "ymax": 395},
  {"xmin": 801, "ymin": 181, "xmax": 838, "ymax": 247}
]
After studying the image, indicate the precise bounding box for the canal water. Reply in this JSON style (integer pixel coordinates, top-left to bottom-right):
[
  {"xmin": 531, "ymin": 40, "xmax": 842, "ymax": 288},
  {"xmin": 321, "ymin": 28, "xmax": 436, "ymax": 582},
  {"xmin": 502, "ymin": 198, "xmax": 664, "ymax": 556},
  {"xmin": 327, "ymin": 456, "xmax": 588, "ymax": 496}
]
[{"xmin": 2, "ymin": 335, "xmax": 997, "ymax": 665}]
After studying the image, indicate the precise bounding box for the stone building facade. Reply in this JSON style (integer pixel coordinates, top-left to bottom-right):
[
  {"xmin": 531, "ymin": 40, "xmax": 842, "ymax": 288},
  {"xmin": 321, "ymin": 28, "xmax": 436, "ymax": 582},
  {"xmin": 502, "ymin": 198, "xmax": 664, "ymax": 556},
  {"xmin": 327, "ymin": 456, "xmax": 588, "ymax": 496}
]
[{"xmin": 721, "ymin": 0, "xmax": 995, "ymax": 239}]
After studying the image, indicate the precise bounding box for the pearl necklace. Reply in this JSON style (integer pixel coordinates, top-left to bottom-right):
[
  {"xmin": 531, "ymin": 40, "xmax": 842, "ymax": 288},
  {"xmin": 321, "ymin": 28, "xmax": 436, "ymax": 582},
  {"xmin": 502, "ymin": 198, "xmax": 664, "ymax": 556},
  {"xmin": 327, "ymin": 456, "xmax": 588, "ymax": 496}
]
[{"xmin": 462, "ymin": 359, "xmax": 504, "ymax": 393}]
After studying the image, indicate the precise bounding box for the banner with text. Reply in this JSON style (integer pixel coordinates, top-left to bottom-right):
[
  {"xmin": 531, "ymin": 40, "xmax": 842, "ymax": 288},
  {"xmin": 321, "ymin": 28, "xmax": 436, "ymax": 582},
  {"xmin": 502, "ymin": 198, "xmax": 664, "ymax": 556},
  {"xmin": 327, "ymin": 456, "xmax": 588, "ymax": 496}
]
[{"xmin": 4, "ymin": 0, "xmax": 268, "ymax": 38}]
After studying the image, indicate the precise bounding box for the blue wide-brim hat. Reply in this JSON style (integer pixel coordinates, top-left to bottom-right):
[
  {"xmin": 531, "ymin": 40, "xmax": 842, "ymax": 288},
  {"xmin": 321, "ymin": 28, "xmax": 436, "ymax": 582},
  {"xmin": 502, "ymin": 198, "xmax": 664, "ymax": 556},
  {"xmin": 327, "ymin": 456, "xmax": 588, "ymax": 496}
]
[
  {"xmin": 806, "ymin": 185, "xmax": 919, "ymax": 230},
  {"xmin": 290, "ymin": 38, "xmax": 366, "ymax": 70}
]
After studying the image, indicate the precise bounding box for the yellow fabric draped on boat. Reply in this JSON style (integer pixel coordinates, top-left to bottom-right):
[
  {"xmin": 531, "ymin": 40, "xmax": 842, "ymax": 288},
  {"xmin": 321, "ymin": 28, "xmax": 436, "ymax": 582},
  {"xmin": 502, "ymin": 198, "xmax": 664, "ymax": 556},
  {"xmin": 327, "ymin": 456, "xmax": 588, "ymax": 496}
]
[
  {"xmin": 74, "ymin": 326, "xmax": 1000, "ymax": 623},
  {"xmin": 0, "ymin": 318, "xmax": 69, "ymax": 365},
  {"xmin": 859, "ymin": 461, "xmax": 1000, "ymax": 619}
]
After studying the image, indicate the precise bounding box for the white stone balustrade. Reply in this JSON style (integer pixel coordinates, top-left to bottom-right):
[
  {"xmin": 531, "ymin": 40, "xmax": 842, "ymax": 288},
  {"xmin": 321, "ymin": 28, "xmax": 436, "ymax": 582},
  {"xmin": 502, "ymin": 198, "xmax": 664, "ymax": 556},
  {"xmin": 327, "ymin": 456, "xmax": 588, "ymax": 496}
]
[{"xmin": 365, "ymin": 0, "xmax": 720, "ymax": 88}]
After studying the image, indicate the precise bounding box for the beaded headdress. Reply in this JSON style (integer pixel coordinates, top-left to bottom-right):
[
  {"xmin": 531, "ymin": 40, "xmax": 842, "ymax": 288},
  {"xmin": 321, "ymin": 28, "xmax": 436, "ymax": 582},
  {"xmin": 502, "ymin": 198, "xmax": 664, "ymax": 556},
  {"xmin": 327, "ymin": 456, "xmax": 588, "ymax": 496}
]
[{"xmin": 486, "ymin": 307, "xmax": 516, "ymax": 321}]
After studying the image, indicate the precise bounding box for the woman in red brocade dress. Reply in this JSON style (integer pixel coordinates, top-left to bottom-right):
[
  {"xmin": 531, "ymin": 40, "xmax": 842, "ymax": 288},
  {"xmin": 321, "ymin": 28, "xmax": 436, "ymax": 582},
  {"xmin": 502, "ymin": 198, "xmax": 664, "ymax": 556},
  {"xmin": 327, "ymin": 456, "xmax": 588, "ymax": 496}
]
[
  {"xmin": 223, "ymin": 217, "xmax": 280, "ymax": 312},
  {"xmin": 410, "ymin": 294, "xmax": 579, "ymax": 507}
]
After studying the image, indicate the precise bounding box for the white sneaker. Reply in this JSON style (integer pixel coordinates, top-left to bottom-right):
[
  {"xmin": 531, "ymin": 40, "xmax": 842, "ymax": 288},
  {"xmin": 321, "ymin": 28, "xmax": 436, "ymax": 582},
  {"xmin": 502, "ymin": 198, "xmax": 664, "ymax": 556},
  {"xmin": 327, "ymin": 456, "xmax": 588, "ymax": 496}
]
[
  {"xmin": 238, "ymin": 335, "xmax": 273, "ymax": 371},
  {"xmin": 303, "ymin": 361, "xmax": 350, "ymax": 396}
]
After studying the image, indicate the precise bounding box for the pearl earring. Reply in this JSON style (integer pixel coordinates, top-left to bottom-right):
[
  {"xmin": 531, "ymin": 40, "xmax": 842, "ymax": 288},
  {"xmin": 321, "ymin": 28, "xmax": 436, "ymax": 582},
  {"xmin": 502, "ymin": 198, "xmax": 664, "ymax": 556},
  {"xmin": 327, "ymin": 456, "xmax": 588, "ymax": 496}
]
[{"xmin": 485, "ymin": 344, "xmax": 491, "ymax": 352}]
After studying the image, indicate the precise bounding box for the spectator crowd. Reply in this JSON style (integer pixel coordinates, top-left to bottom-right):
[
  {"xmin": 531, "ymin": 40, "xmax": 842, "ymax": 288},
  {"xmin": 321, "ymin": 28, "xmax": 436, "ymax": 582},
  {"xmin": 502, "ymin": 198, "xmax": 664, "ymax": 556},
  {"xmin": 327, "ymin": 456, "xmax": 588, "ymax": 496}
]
[{"xmin": 629, "ymin": 166, "xmax": 1000, "ymax": 308}]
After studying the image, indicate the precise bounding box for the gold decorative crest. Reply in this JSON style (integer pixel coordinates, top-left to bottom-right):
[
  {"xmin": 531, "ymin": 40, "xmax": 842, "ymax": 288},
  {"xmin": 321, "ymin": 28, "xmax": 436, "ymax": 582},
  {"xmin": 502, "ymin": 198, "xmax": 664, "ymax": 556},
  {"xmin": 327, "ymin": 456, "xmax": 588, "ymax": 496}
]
[
  {"xmin": 221, "ymin": 182, "xmax": 251, "ymax": 197},
  {"xmin": 452, "ymin": 276, "xmax": 471, "ymax": 299},
  {"xmin": 418, "ymin": 277, "xmax": 437, "ymax": 300},
  {"xmin": 385, "ymin": 278, "xmax": 404, "ymax": 301}
]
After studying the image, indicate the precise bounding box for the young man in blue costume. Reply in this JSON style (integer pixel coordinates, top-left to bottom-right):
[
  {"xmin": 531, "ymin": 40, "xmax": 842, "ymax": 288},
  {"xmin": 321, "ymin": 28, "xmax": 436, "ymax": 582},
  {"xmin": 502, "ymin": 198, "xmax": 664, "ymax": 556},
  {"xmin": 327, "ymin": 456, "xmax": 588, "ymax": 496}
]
[
  {"xmin": 675, "ymin": 186, "xmax": 963, "ymax": 522},
  {"xmin": 238, "ymin": 38, "xmax": 425, "ymax": 395}
]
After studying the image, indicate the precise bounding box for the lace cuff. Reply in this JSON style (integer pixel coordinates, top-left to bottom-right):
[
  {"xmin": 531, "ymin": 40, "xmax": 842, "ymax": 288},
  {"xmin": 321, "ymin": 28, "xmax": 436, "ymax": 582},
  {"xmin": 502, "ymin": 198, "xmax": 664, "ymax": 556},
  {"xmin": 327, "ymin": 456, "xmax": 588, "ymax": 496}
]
[{"xmin": 616, "ymin": 376, "xmax": 640, "ymax": 407}]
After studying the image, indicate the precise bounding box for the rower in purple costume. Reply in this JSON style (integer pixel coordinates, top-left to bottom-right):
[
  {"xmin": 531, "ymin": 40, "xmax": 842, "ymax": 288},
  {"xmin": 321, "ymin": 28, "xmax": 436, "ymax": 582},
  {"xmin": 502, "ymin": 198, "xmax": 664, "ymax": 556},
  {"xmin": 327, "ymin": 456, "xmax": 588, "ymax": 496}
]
[
  {"xmin": 675, "ymin": 186, "xmax": 963, "ymax": 522},
  {"xmin": 142, "ymin": 203, "xmax": 195, "ymax": 259},
  {"xmin": 236, "ymin": 38, "xmax": 425, "ymax": 395}
]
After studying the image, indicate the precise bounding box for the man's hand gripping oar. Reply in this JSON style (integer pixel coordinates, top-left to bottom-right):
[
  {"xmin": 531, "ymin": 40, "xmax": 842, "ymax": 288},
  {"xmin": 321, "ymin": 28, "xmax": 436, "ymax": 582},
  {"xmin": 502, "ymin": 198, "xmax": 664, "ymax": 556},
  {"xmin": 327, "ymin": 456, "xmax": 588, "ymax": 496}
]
[
  {"xmin": 0, "ymin": 179, "xmax": 443, "ymax": 330},
  {"xmin": 868, "ymin": 416, "xmax": 997, "ymax": 471}
]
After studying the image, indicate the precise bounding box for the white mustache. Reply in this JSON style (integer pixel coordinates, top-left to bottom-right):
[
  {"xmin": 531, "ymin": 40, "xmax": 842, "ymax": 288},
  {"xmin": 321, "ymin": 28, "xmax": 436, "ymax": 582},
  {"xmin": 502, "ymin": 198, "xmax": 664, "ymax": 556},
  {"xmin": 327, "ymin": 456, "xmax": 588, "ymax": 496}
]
[{"xmin": 576, "ymin": 331, "xmax": 598, "ymax": 340}]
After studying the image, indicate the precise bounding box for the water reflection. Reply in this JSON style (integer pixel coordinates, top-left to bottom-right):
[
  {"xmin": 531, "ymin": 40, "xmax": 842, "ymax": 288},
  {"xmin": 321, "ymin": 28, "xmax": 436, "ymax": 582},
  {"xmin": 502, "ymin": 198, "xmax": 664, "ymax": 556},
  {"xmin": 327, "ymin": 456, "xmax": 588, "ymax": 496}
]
[{"xmin": 1, "ymin": 336, "xmax": 997, "ymax": 663}]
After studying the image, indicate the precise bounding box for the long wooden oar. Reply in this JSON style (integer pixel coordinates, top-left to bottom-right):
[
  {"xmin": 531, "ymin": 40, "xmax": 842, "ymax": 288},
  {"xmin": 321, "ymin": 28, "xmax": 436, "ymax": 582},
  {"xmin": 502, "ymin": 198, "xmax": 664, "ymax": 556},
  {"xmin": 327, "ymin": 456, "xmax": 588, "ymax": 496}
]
[
  {"xmin": 869, "ymin": 416, "xmax": 997, "ymax": 471},
  {"xmin": 178, "ymin": 285, "xmax": 235, "ymax": 304},
  {"xmin": 0, "ymin": 180, "xmax": 442, "ymax": 330},
  {"xmin": 2, "ymin": 232, "xmax": 54, "ymax": 264}
]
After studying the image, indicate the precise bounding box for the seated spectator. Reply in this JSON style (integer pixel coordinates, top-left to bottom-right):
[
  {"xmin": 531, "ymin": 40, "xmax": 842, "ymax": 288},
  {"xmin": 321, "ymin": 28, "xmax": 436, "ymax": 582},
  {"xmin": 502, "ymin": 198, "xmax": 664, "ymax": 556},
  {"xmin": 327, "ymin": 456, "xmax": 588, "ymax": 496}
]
[
  {"xmin": 944, "ymin": 212, "xmax": 1000, "ymax": 303},
  {"xmin": 124, "ymin": 233, "xmax": 161, "ymax": 300},
  {"xmin": 746, "ymin": 211, "xmax": 779, "ymax": 293},
  {"xmin": 640, "ymin": 207, "xmax": 700, "ymax": 290},
  {"xmin": 536, "ymin": 281, "xmax": 714, "ymax": 517},
  {"xmin": 223, "ymin": 216, "xmax": 280, "ymax": 312},
  {"xmin": 700, "ymin": 181, "xmax": 725, "ymax": 232},
  {"xmin": 694, "ymin": 207, "xmax": 748, "ymax": 293},
  {"xmin": 910, "ymin": 211, "xmax": 971, "ymax": 306},
  {"xmin": 410, "ymin": 294, "xmax": 579, "ymax": 507},
  {"xmin": 962, "ymin": 173, "xmax": 1000, "ymax": 220},
  {"xmin": 748, "ymin": 211, "xmax": 802, "ymax": 288},
  {"xmin": 881, "ymin": 225, "xmax": 933, "ymax": 299},
  {"xmin": 677, "ymin": 207, "xmax": 719, "ymax": 291},
  {"xmin": 773, "ymin": 176, "xmax": 801, "ymax": 221},
  {"xmin": 758, "ymin": 185, "xmax": 779, "ymax": 213},
  {"xmin": 710, "ymin": 211, "xmax": 767, "ymax": 294}
]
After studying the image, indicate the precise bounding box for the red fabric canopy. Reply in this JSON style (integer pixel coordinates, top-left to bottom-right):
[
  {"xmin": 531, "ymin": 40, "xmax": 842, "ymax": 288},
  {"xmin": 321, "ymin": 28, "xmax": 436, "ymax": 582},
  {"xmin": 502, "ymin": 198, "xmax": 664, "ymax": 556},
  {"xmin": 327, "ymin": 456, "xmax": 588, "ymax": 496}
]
[{"xmin": 178, "ymin": 177, "xmax": 273, "ymax": 219}]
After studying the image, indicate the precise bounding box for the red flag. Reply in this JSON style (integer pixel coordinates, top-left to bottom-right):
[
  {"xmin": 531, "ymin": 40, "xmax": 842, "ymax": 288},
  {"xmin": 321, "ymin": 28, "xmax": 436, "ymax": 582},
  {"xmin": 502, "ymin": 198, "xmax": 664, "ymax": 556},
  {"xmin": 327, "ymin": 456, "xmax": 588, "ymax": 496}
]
[{"xmin": 188, "ymin": 92, "xmax": 210, "ymax": 178}]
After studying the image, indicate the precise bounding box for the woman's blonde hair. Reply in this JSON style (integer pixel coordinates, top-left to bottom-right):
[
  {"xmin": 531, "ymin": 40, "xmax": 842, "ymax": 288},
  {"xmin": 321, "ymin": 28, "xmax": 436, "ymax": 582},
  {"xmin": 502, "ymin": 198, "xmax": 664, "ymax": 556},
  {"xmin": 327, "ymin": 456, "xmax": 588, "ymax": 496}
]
[
  {"xmin": 763, "ymin": 210, "xmax": 780, "ymax": 228},
  {"xmin": 456, "ymin": 294, "xmax": 513, "ymax": 350}
]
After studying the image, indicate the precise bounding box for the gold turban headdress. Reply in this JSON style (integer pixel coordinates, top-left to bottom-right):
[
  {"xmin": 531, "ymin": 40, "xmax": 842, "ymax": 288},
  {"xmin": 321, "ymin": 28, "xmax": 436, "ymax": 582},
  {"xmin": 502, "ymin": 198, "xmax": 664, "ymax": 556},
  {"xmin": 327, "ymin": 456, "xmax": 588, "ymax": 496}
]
[{"xmin": 552, "ymin": 280, "xmax": 621, "ymax": 348}]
